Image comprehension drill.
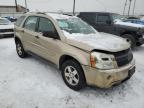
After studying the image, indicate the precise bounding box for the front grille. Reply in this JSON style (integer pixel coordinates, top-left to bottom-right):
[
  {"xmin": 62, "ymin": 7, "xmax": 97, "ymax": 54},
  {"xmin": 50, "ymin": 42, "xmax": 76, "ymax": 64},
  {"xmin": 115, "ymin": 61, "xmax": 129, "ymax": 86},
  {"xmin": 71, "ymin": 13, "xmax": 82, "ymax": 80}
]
[
  {"xmin": 0, "ymin": 29, "xmax": 14, "ymax": 33},
  {"xmin": 113, "ymin": 49, "xmax": 133, "ymax": 67}
]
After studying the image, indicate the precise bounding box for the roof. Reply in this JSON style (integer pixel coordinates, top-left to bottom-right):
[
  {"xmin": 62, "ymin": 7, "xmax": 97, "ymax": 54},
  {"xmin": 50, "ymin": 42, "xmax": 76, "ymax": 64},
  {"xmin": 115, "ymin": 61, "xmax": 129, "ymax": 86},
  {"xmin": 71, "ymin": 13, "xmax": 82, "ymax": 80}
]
[
  {"xmin": 0, "ymin": 5, "xmax": 16, "ymax": 8},
  {"xmin": 0, "ymin": 5, "xmax": 29, "ymax": 11},
  {"xmin": 79, "ymin": 12, "xmax": 117, "ymax": 15},
  {"xmin": 26, "ymin": 12, "xmax": 77, "ymax": 20},
  {"xmin": 47, "ymin": 13, "xmax": 76, "ymax": 19}
]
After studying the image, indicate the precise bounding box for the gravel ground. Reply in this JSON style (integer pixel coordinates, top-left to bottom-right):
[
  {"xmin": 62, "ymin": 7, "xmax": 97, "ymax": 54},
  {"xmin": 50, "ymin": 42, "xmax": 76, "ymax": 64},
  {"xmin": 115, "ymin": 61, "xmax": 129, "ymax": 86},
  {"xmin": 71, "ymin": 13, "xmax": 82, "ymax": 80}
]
[{"xmin": 0, "ymin": 38, "xmax": 144, "ymax": 108}]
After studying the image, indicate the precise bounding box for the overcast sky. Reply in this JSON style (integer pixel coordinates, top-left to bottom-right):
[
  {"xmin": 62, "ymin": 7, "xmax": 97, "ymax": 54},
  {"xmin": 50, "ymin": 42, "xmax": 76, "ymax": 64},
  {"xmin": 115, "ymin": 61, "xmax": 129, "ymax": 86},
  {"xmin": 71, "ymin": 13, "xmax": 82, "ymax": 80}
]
[{"xmin": 0, "ymin": 0, "xmax": 144, "ymax": 15}]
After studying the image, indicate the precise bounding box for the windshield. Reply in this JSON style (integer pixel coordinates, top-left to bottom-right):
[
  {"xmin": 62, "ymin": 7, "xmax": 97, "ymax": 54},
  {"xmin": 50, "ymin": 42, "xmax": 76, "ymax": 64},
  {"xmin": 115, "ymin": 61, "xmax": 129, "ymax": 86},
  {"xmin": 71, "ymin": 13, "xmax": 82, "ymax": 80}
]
[
  {"xmin": 57, "ymin": 18, "xmax": 96, "ymax": 34},
  {"xmin": 0, "ymin": 18, "xmax": 11, "ymax": 25},
  {"xmin": 112, "ymin": 14, "xmax": 126, "ymax": 21}
]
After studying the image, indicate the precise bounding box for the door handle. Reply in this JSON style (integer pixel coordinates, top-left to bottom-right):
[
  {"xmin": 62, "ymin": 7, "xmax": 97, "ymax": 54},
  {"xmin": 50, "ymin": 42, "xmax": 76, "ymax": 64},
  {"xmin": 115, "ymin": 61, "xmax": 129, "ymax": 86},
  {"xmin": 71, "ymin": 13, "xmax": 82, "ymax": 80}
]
[{"xmin": 35, "ymin": 35, "xmax": 40, "ymax": 39}]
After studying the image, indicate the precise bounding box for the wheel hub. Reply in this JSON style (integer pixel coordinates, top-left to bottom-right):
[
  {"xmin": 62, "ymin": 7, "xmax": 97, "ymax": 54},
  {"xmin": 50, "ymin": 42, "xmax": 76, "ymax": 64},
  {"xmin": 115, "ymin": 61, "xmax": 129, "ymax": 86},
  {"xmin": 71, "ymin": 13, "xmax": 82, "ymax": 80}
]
[{"xmin": 64, "ymin": 66, "xmax": 79, "ymax": 86}]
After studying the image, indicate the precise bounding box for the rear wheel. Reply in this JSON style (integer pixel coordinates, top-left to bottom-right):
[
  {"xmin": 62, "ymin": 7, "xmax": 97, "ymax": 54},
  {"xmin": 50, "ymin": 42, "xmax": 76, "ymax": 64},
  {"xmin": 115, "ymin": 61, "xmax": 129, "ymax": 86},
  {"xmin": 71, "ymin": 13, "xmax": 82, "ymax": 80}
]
[
  {"xmin": 61, "ymin": 60, "xmax": 86, "ymax": 91},
  {"xmin": 122, "ymin": 34, "xmax": 136, "ymax": 48},
  {"xmin": 16, "ymin": 40, "xmax": 27, "ymax": 58}
]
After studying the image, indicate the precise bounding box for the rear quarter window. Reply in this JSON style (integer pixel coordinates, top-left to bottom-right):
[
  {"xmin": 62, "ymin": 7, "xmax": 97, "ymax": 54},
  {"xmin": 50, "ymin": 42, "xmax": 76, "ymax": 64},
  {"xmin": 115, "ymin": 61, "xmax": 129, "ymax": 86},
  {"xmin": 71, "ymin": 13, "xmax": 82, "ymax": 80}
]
[
  {"xmin": 78, "ymin": 13, "xmax": 96, "ymax": 24},
  {"xmin": 97, "ymin": 15, "xmax": 110, "ymax": 24},
  {"xmin": 15, "ymin": 16, "xmax": 26, "ymax": 27}
]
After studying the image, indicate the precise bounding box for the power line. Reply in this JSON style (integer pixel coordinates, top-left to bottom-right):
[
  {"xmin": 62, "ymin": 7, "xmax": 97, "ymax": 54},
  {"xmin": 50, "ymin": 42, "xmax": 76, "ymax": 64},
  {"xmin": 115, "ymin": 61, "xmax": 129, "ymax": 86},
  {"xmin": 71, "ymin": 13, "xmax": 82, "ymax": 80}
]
[
  {"xmin": 15, "ymin": 0, "xmax": 18, "ymax": 12},
  {"xmin": 73, "ymin": 0, "xmax": 76, "ymax": 15},
  {"xmin": 25, "ymin": 0, "xmax": 28, "ymax": 12}
]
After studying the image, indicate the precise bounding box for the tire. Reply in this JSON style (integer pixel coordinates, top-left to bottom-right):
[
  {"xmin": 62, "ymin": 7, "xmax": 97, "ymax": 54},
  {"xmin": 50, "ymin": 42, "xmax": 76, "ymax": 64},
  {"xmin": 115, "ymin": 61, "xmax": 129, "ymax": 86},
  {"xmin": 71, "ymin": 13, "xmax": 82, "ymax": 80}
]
[
  {"xmin": 16, "ymin": 40, "xmax": 27, "ymax": 58},
  {"xmin": 122, "ymin": 34, "xmax": 136, "ymax": 48},
  {"xmin": 136, "ymin": 43, "xmax": 143, "ymax": 46},
  {"xmin": 61, "ymin": 59, "xmax": 86, "ymax": 91}
]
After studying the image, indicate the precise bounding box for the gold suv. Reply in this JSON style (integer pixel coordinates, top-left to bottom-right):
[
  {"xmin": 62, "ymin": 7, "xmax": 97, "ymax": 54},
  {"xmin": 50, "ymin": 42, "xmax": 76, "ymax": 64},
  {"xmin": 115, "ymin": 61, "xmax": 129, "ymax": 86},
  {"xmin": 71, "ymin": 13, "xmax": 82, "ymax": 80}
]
[{"xmin": 14, "ymin": 12, "xmax": 135, "ymax": 91}]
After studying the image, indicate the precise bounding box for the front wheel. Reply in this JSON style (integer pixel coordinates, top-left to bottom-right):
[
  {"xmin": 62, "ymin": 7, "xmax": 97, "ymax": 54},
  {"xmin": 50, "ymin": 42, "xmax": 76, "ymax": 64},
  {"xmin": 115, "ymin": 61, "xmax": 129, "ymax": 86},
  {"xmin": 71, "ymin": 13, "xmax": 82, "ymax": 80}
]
[
  {"xmin": 16, "ymin": 40, "xmax": 27, "ymax": 58},
  {"xmin": 122, "ymin": 34, "xmax": 136, "ymax": 48},
  {"xmin": 61, "ymin": 60, "xmax": 86, "ymax": 91}
]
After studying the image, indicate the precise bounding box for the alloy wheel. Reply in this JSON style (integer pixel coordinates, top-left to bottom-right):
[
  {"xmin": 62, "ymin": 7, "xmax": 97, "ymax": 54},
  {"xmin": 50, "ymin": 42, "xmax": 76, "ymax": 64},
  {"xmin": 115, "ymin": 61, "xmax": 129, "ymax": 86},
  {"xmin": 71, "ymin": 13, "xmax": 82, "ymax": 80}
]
[{"xmin": 64, "ymin": 66, "xmax": 79, "ymax": 86}]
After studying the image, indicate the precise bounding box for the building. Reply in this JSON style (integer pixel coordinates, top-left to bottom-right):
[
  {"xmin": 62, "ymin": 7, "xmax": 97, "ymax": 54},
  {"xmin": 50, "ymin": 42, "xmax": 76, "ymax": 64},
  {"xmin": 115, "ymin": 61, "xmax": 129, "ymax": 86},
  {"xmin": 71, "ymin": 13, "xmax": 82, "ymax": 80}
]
[{"xmin": 0, "ymin": 5, "xmax": 29, "ymax": 13}]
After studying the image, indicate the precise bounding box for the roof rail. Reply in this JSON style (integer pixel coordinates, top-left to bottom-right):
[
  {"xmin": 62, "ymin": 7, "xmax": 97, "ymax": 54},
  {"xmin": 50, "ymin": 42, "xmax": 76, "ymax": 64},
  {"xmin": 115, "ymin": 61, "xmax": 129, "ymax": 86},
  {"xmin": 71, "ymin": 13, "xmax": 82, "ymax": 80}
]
[
  {"xmin": 36, "ymin": 12, "xmax": 46, "ymax": 15},
  {"xmin": 63, "ymin": 13, "xmax": 73, "ymax": 16}
]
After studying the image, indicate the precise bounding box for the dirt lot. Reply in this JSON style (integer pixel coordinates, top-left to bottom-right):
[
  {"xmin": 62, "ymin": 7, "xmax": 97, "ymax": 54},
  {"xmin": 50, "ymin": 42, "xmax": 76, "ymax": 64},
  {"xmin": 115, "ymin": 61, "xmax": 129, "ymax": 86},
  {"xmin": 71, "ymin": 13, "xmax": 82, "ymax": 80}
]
[{"xmin": 0, "ymin": 38, "xmax": 144, "ymax": 108}]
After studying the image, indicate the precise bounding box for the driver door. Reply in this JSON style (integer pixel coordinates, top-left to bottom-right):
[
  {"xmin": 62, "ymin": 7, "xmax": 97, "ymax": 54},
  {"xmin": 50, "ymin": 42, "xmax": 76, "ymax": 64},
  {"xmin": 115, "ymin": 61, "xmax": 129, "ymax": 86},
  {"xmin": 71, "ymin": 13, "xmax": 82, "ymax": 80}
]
[{"xmin": 34, "ymin": 17, "xmax": 61, "ymax": 64}]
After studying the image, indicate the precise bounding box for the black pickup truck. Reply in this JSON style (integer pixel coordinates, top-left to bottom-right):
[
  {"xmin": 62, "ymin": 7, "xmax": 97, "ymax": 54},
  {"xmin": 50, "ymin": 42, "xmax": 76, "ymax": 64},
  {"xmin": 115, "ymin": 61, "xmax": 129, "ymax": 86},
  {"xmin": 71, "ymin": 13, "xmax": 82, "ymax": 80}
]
[{"xmin": 78, "ymin": 12, "xmax": 144, "ymax": 47}]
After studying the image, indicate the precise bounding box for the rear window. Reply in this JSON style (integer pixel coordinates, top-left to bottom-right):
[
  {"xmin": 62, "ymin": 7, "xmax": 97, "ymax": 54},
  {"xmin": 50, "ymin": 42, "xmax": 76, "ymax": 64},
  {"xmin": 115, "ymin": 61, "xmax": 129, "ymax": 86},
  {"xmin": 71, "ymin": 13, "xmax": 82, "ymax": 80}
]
[{"xmin": 15, "ymin": 16, "xmax": 26, "ymax": 27}]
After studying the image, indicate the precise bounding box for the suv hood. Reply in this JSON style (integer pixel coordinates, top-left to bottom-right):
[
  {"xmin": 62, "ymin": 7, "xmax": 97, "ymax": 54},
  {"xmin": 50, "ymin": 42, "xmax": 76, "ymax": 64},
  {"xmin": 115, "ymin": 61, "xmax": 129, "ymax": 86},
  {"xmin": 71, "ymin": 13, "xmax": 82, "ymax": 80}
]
[
  {"xmin": 64, "ymin": 31, "xmax": 130, "ymax": 52},
  {"xmin": 115, "ymin": 21, "xmax": 144, "ymax": 28}
]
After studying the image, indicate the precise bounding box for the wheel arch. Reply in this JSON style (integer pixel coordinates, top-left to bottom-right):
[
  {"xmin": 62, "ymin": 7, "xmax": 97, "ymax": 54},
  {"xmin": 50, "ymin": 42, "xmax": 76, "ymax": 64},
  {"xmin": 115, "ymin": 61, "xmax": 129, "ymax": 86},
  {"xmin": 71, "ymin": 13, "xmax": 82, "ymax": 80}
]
[
  {"xmin": 59, "ymin": 55, "xmax": 81, "ymax": 70},
  {"xmin": 120, "ymin": 31, "xmax": 136, "ymax": 38},
  {"xmin": 59, "ymin": 54, "xmax": 87, "ymax": 86},
  {"xmin": 14, "ymin": 36, "xmax": 21, "ymax": 44}
]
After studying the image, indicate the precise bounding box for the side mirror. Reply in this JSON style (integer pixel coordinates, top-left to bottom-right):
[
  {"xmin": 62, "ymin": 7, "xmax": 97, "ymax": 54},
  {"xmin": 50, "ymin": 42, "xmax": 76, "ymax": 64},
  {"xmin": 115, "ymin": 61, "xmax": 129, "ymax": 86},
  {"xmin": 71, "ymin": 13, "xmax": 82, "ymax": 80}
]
[{"xmin": 43, "ymin": 31, "xmax": 59, "ymax": 39}]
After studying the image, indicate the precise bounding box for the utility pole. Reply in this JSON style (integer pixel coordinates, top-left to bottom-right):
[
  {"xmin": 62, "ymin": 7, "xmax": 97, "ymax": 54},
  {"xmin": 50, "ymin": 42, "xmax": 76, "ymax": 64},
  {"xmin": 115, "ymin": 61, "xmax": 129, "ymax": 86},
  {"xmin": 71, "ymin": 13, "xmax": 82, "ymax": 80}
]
[
  {"xmin": 123, "ymin": 0, "xmax": 128, "ymax": 15},
  {"xmin": 25, "ymin": 0, "xmax": 28, "ymax": 12},
  {"xmin": 132, "ymin": 0, "xmax": 136, "ymax": 15},
  {"xmin": 15, "ymin": 0, "xmax": 18, "ymax": 12},
  {"xmin": 128, "ymin": 0, "xmax": 132, "ymax": 16},
  {"xmin": 73, "ymin": 0, "xmax": 76, "ymax": 16}
]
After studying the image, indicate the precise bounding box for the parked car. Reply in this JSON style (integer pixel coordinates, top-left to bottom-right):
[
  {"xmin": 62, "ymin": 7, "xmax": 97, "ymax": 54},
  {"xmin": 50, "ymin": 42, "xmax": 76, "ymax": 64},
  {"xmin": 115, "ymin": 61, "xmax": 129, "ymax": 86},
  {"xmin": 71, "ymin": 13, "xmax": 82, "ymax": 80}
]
[
  {"xmin": 14, "ymin": 13, "xmax": 135, "ymax": 91},
  {"xmin": 124, "ymin": 19, "xmax": 144, "ymax": 25},
  {"xmin": 0, "ymin": 17, "xmax": 14, "ymax": 38},
  {"xmin": 4, "ymin": 16, "xmax": 17, "ymax": 22},
  {"xmin": 78, "ymin": 12, "xmax": 144, "ymax": 48}
]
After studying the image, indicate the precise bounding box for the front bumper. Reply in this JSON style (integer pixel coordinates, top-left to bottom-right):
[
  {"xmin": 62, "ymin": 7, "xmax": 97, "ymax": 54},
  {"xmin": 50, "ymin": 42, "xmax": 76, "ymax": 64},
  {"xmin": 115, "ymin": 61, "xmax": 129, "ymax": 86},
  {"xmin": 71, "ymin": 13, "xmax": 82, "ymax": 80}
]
[
  {"xmin": 82, "ymin": 59, "xmax": 135, "ymax": 88},
  {"xmin": 137, "ymin": 37, "xmax": 144, "ymax": 44}
]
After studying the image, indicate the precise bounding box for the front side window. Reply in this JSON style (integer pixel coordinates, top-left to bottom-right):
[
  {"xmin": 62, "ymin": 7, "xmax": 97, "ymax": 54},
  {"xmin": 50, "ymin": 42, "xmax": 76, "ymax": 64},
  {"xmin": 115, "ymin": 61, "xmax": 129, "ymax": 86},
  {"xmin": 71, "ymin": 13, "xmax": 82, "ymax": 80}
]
[
  {"xmin": 57, "ymin": 18, "xmax": 96, "ymax": 34},
  {"xmin": 38, "ymin": 17, "xmax": 55, "ymax": 33},
  {"xmin": 24, "ymin": 16, "xmax": 38, "ymax": 31},
  {"xmin": 112, "ymin": 14, "xmax": 126, "ymax": 21}
]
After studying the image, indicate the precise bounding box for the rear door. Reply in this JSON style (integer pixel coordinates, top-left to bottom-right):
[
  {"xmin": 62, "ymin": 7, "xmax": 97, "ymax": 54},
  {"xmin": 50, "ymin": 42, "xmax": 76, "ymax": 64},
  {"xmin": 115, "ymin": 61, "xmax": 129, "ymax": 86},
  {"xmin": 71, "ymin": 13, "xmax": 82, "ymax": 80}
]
[
  {"xmin": 95, "ymin": 14, "xmax": 114, "ymax": 34},
  {"xmin": 22, "ymin": 16, "xmax": 39, "ymax": 53}
]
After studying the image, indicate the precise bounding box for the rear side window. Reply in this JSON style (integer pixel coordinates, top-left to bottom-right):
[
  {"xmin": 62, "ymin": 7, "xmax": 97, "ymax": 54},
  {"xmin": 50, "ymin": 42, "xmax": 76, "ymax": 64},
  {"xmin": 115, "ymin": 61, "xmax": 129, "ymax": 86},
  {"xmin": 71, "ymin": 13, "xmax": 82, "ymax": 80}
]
[
  {"xmin": 24, "ymin": 16, "xmax": 38, "ymax": 31},
  {"xmin": 78, "ymin": 13, "xmax": 96, "ymax": 24},
  {"xmin": 97, "ymin": 15, "xmax": 110, "ymax": 24},
  {"xmin": 38, "ymin": 17, "xmax": 55, "ymax": 33},
  {"xmin": 15, "ymin": 16, "xmax": 25, "ymax": 27}
]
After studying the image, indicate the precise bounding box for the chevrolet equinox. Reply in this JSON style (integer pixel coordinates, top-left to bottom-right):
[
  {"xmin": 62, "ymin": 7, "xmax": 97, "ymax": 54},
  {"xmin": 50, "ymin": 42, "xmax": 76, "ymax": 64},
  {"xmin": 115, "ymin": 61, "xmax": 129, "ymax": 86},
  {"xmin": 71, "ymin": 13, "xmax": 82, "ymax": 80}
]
[{"xmin": 14, "ymin": 12, "xmax": 135, "ymax": 91}]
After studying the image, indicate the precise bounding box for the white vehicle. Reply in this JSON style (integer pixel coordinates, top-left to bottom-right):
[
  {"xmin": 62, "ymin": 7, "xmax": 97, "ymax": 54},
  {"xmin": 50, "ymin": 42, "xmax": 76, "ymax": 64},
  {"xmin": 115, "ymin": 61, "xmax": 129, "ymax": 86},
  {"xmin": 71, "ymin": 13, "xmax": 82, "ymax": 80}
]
[{"xmin": 0, "ymin": 17, "xmax": 14, "ymax": 38}]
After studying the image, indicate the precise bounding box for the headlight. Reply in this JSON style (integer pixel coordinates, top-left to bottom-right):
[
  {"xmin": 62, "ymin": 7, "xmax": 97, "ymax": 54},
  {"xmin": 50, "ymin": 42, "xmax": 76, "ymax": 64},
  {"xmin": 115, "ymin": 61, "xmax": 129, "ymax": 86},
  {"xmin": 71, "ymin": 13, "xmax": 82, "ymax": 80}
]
[{"xmin": 90, "ymin": 52, "xmax": 115, "ymax": 70}]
